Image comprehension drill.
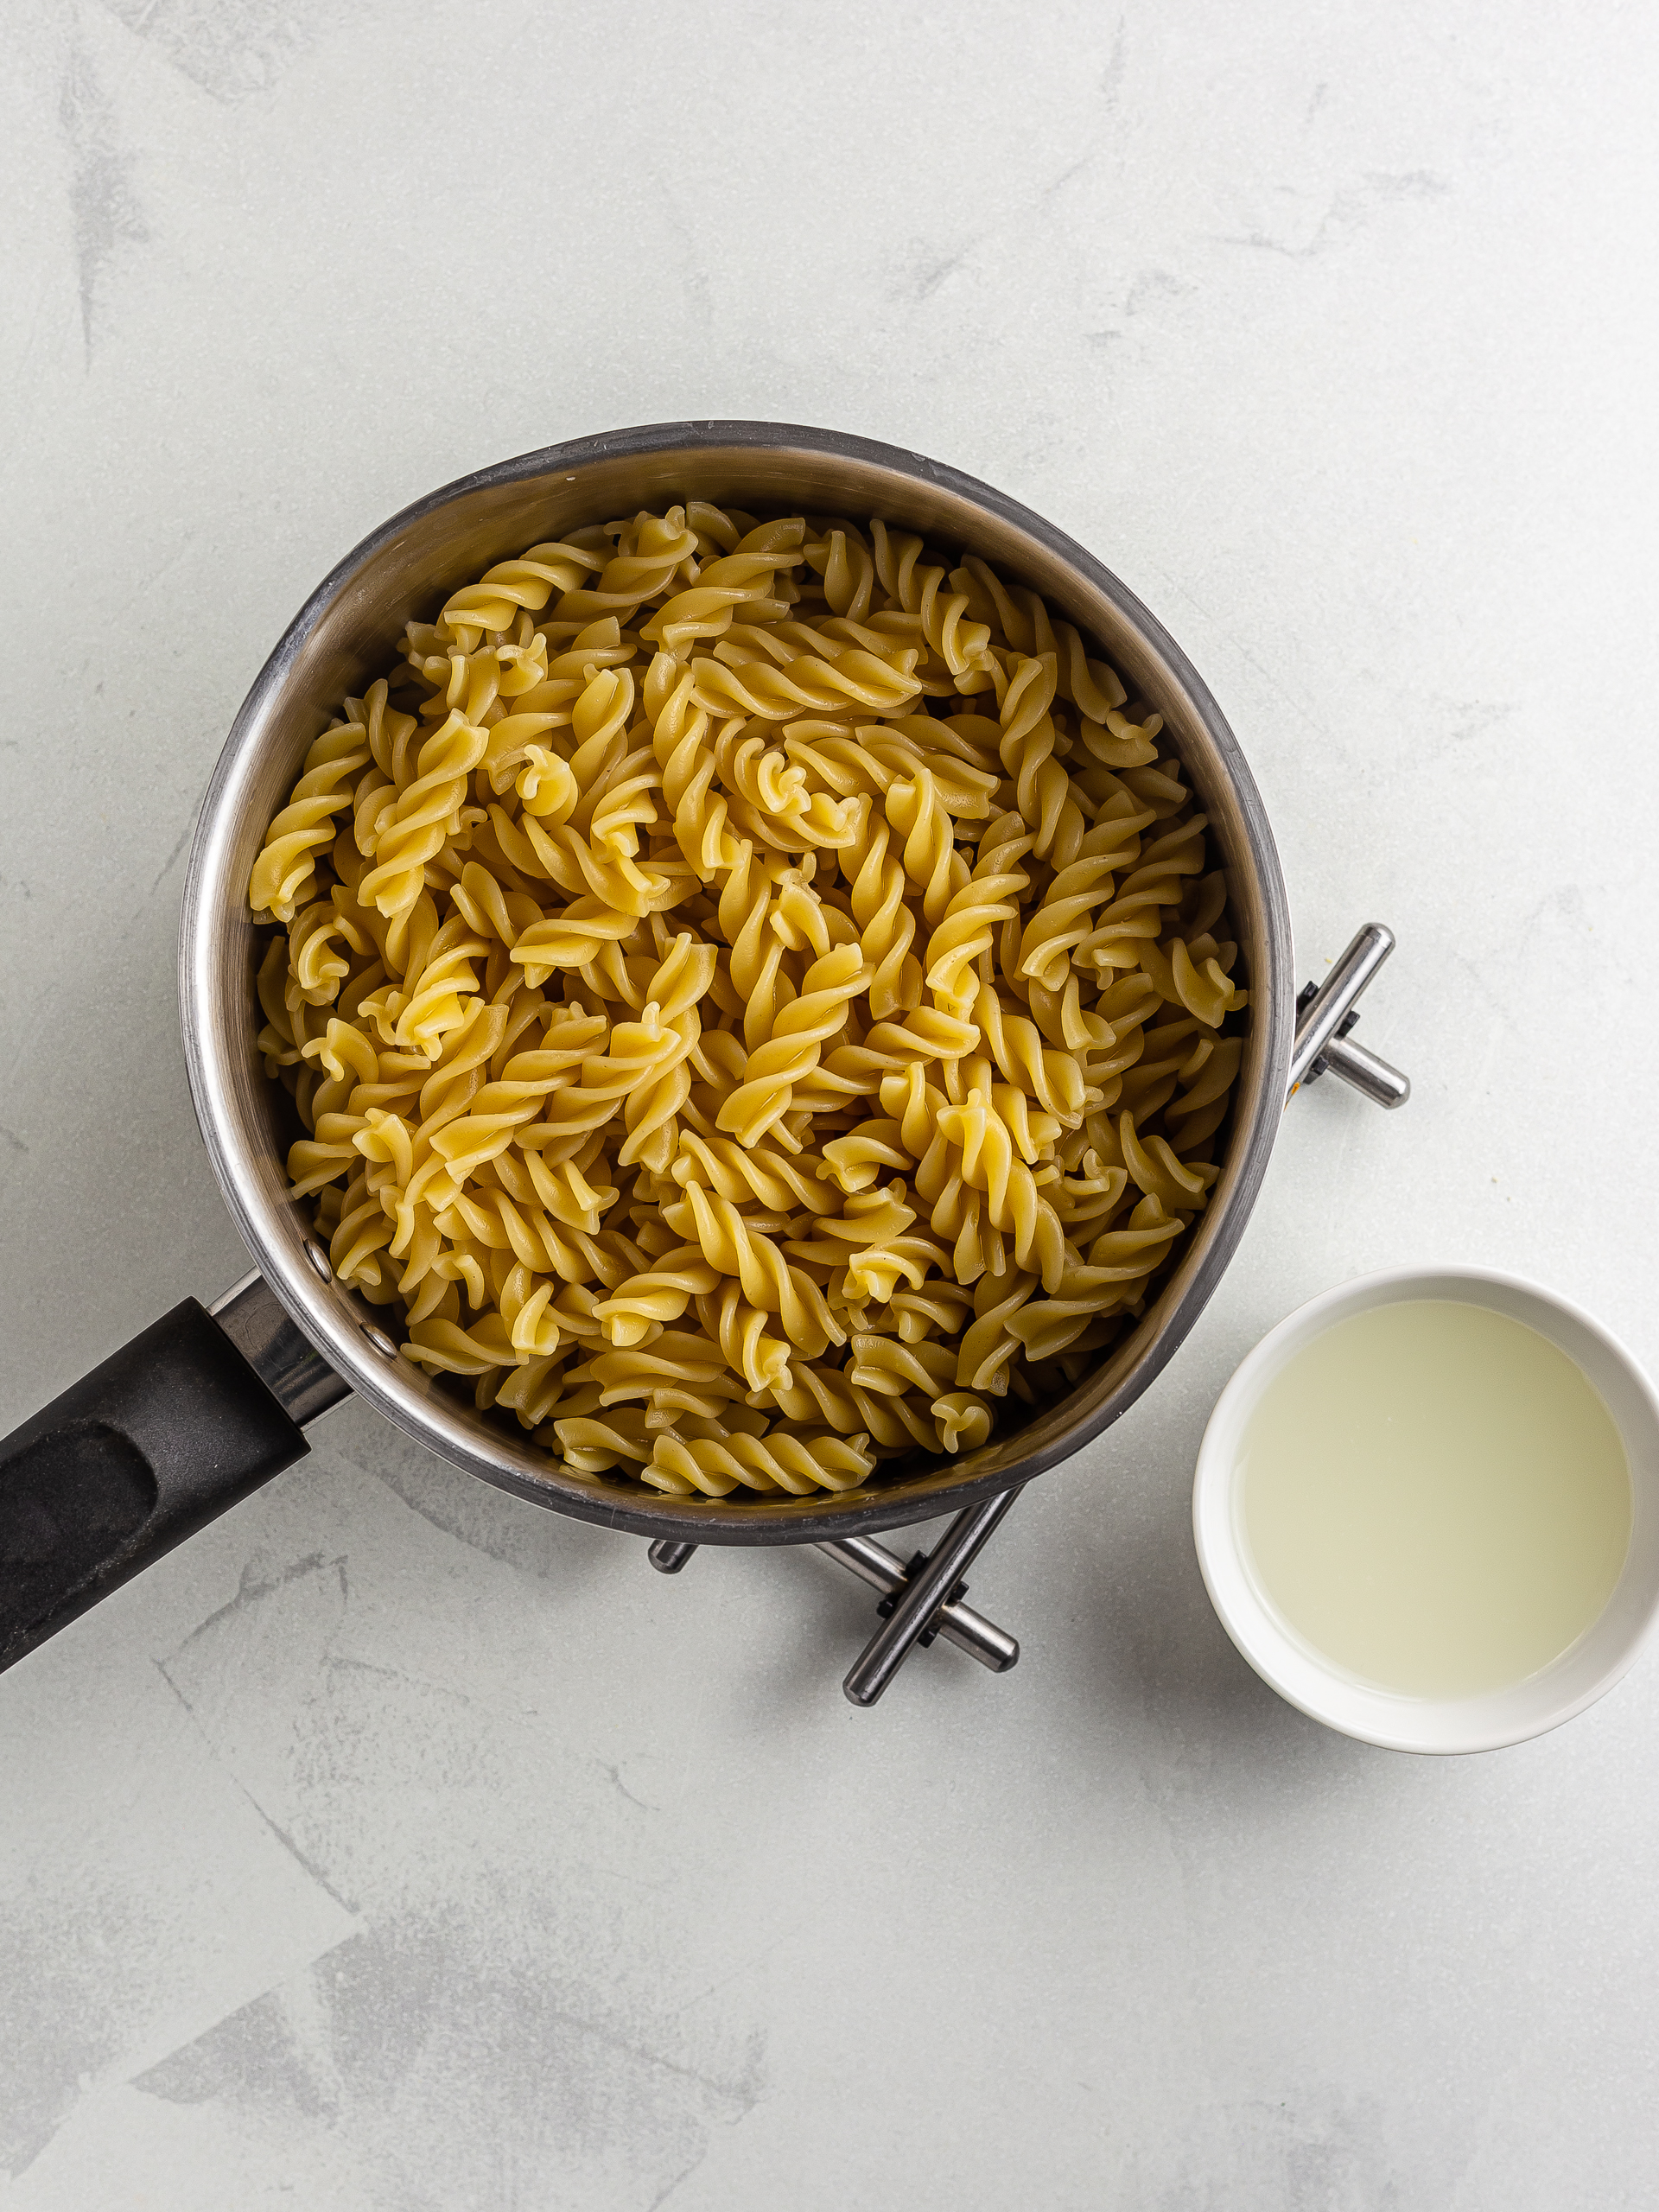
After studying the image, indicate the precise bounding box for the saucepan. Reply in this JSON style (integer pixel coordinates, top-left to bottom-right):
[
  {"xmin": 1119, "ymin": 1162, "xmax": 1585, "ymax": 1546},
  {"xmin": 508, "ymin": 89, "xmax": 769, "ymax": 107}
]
[{"xmin": 0, "ymin": 419, "xmax": 1403, "ymax": 1684}]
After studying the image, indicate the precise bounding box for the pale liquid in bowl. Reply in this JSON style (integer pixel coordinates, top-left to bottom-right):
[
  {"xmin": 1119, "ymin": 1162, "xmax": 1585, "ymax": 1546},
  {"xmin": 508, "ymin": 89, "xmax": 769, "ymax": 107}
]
[{"xmin": 1237, "ymin": 1301, "xmax": 1631, "ymax": 1699}]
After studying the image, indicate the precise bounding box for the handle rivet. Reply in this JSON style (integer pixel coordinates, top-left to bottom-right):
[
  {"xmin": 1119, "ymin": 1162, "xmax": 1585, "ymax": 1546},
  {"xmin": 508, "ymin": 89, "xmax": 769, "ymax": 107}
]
[
  {"xmin": 303, "ymin": 1240, "xmax": 333, "ymax": 1283},
  {"xmin": 361, "ymin": 1323, "xmax": 398, "ymax": 1358}
]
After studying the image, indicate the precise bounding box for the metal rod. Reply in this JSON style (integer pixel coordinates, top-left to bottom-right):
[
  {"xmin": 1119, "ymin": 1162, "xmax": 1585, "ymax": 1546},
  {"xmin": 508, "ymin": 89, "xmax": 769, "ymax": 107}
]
[
  {"xmin": 842, "ymin": 1487, "xmax": 1024, "ymax": 1707},
  {"xmin": 1288, "ymin": 922, "xmax": 1395, "ymax": 1094},
  {"xmin": 1321, "ymin": 1031, "xmax": 1410, "ymax": 1109},
  {"xmin": 647, "ymin": 1540, "xmax": 697, "ymax": 1573},
  {"xmin": 818, "ymin": 1535, "xmax": 1019, "ymax": 1673}
]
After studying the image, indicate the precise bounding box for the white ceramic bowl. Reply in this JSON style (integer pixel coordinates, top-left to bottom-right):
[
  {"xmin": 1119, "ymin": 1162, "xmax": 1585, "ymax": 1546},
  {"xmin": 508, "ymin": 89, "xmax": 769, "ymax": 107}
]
[{"xmin": 1192, "ymin": 1266, "xmax": 1659, "ymax": 1753}]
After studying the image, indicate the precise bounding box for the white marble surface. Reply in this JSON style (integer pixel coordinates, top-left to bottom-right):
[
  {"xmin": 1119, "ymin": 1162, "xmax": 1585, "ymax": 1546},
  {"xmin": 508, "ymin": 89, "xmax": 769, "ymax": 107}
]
[{"xmin": 3, "ymin": 3, "xmax": 1657, "ymax": 2204}]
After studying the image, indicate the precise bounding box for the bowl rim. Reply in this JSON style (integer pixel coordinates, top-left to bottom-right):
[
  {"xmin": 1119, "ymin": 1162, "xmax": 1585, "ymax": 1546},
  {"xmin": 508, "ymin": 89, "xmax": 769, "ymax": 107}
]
[
  {"xmin": 1192, "ymin": 1262, "xmax": 1659, "ymax": 1752},
  {"xmin": 181, "ymin": 418, "xmax": 1296, "ymax": 1544}
]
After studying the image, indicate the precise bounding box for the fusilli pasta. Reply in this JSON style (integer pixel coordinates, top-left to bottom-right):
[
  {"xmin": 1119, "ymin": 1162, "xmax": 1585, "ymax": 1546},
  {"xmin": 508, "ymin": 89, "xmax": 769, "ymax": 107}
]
[{"xmin": 251, "ymin": 505, "xmax": 1247, "ymax": 1500}]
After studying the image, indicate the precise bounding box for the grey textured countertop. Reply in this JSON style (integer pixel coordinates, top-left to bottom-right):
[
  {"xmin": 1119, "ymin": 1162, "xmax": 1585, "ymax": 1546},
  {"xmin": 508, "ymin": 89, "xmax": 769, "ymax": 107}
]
[{"xmin": 3, "ymin": 4, "xmax": 1657, "ymax": 2206}]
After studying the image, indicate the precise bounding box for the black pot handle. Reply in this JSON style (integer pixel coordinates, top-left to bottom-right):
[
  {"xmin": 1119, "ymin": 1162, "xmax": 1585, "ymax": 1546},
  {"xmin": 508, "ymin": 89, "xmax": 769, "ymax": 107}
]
[{"xmin": 0, "ymin": 1275, "xmax": 349, "ymax": 1675}]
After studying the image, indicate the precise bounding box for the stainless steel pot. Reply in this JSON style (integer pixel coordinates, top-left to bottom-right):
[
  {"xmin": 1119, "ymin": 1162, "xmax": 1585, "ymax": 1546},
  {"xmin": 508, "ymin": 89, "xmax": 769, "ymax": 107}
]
[{"xmin": 0, "ymin": 420, "xmax": 1400, "ymax": 1683}]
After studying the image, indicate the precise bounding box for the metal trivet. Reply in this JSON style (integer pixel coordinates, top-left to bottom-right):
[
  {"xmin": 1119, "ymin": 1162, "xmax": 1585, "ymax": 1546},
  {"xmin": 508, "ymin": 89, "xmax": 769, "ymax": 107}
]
[{"xmin": 645, "ymin": 923, "xmax": 1410, "ymax": 1707}]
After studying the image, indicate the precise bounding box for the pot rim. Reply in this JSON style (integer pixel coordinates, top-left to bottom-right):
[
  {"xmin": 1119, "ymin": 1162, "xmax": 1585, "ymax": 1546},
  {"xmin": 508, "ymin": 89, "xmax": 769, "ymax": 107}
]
[{"xmin": 180, "ymin": 419, "xmax": 1294, "ymax": 1543}]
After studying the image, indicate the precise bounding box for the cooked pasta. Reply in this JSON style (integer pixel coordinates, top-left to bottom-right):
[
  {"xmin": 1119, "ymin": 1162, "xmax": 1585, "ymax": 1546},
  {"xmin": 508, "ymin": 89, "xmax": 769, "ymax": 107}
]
[{"xmin": 250, "ymin": 506, "xmax": 1247, "ymax": 1501}]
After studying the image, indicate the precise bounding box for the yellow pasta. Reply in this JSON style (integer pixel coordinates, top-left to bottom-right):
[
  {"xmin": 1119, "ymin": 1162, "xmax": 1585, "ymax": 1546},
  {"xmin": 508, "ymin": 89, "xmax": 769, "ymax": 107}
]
[{"xmin": 249, "ymin": 507, "xmax": 1248, "ymax": 1500}]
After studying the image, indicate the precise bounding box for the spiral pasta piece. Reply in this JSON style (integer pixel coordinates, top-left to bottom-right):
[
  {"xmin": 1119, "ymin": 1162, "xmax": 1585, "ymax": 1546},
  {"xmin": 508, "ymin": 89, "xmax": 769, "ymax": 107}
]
[
  {"xmin": 1015, "ymin": 822, "xmax": 1133, "ymax": 993},
  {"xmin": 803, "ymin": 523, "xmax": 876, "ymax": 622},
  {"xmin": 251, "ymin": 721, "xmax": 372, "ymax": 924},
  {"xmin": 671, "ymin": 1130, "xmax": 837, "ymax": 1216},
  {"xmin": 358, "ymin": 709, "xmax": 491, "ymax": 938},
  {"xmin": 836, "ymin": 802, "xmax": 918, "ymax": 1020},
  {"xmin": 594, "ymin": 1248, "xmax": 721, "ymax": 1347},
  {"xmin": 642, "ymin": 1428, "xmax": 875, "ymax": 1498},
  {"xmin": 869, "ymin": 518, "xmax": 994, "ymax": 681},
  {"xmin": 696, "ymin": 1278, "xmax": 794, "ymax": 1394},
  {"xmin": 716, "ymin": 941, "xmax": 868, "ymax": 1147},
  {"xmin": 664, "ymin": 1185, "xmax": 843, "ymax": 1358},
  {"xmin": 995, "ymin": 653, "xmax": 1072, "ymax": 859},
  {"xmin": 554, "ymin": 512, "xmax": 699, "ymax": 622},
  {"xmin": 885, "ymin": 766, "xmax": 959, "ymax": 926},
  {"xmin": 435, "ymin": 543, "xmax": 603, "ymax": 651},
  {"xmin": 925, "ymin": 817, "xmax": 1033, "ymax": 1018},
  {"xmin": 931, "ymin": 1389, "xmax": 994, "ymax": 1452},
  {"xmin": 695, "ymin": 648, "xmax": 919, "ymax": 721}
]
